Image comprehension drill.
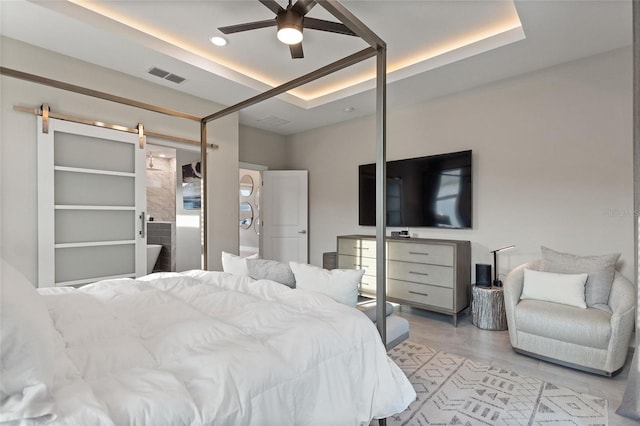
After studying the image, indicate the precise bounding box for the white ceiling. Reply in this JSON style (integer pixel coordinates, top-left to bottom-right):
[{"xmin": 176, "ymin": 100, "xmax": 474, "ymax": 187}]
[{"xmin": 0, "ymin": 0, "xmax": 632, "ymax": 135}]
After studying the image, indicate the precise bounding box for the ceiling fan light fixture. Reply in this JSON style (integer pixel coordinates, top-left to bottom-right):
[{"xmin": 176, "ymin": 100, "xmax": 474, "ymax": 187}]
[
  {"xmin": 277, "ymin": 27, "xmax": 303, "ymax": 44},
  {"xmin": 276, "ymin": 11, "xmax": 303, "ymax": 45}
]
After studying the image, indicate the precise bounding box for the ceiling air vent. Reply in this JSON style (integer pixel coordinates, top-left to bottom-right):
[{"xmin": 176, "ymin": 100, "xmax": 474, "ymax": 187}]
[
  {"xmin": 257, "ymin": 116, "xmax": 290, "ymax": 127},
  {"xmin": 165, "ymin": 74, "xmax": 186, "ymax": 84},
  {"xmin": 147, "ymin": 67, "xmax": 186, "ymax": 84}
]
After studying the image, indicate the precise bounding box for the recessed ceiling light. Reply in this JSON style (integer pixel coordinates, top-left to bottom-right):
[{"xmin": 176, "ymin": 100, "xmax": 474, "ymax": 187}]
[
  {"xmin": 210, "ymin": 36, "xmax": 227, "ymax": 46},
  {"xmin": 344, "ymin": 106, "xmax": 355, "ymax": 113}
]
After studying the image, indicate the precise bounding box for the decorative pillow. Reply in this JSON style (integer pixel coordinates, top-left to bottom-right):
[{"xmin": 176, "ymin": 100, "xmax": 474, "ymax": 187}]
[
  {"xmin": 221, "ymin": 251, "xmax": 258, "ymax": 276},
  {"xmin": 539, "ymin": 246, "xmax": 619, "ymax": 311},
  {"xmin": 246, "ymin": 259, "xmax": 296, "ymax": 288},
  {"xmin": 289, "ymin": 262, "xmax": 364, "ymax": 307},
  {"xmin": 521, "ymin": 268, "xmax": 588, "ymax": 308},
  {"xmin": 0, "ymin": 259, "xmax": 56, "ymax": 423}
]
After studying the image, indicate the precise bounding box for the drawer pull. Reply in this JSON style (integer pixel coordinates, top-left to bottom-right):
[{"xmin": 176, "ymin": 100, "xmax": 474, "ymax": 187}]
[
  {"xmin": 358, "ymin": 247, "xmax": 370, "ymax": 250},
  {"xmin": 409, "ymin": 290, "xmax": 429, "ymax": 297},
  {"xmin": 409, "ymin": 271, "xmax": 429, "ymax": 276},
  {"xmin": 408, "ymin": 251, "xmax": 429, "ymax": 256}
]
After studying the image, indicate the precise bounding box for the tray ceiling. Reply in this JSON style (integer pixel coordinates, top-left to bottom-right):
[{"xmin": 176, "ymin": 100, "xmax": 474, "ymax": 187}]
[{"xmin": 0, "ymin": 0, "xmax": 632, "ymax": 134}]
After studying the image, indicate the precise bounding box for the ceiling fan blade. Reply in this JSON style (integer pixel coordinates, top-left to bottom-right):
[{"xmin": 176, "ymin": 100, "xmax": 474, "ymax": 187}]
[
  {"xmin": 289, "ymin": 43, "xmax": 304, "ymax": 59},
  {"xmin": 292, "ymin": 0, "xmax": 316, "ymax": 16},
  {"xmin": 218, "ymin": 19, "xmax": 276, "ymax": 34},
  {"xmin": 259, "ymin": 0, "xmax": 284, "ymax": 15},
  {"xmin": 303, "ymin": 17, "xmax": 356, "ymax": 36}
]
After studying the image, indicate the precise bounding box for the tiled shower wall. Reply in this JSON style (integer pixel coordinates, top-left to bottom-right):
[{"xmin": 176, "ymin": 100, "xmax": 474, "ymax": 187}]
[
  {"xmin": 147, "ymin": 157, "xmax": 176, "ymax": 222},
  {"xmin": 147, "ymin": 222, "xmax": 175, "ymax": 272}
]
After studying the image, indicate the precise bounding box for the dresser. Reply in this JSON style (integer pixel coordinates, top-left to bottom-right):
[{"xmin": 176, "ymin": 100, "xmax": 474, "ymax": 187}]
[{"xmin": 337, "ymin": 235, "xmax": 471, "ymax": 326}]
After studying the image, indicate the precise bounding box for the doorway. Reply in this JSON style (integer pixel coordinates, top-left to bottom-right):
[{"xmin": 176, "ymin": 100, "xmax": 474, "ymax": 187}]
[
  {"xmin": 261, "ymin": 170, "xmax": 309, "ymax": 264},
  {"xmin": 239, "ymin": 163, "xmax": 267, "ymax": 258},
  {"xmin": 145, "ymin": 144, "xmax": 176, "ymax": 273},
  {"xmin": 147, "ymin": 143, "xmax": 203, "ymax": 273}
]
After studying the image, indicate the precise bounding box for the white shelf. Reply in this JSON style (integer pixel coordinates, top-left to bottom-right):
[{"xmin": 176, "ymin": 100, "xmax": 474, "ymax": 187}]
[
  {"xmin": 55, "ymin": 205, "xmax": 135, "ymax": 211},
  {"xmin": 54, "ymin": 166, "xmax": 135, "ymax": 178},
  {"xmin": 55, "ymin": 273, "xmax": 136, "ymax": 287},
  {"xmin": 55, "ymin": 240, "xmax": 135, "ymax": 249}
]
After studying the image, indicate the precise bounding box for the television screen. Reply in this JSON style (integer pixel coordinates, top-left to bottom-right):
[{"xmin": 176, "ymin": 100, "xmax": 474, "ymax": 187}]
[{"xmin": 359, "ymin": 150, "xmax": 472, "ymax": 228}]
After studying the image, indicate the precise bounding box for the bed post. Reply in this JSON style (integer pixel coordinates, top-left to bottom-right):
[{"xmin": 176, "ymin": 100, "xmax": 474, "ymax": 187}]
[
  {"xmin": 375, "ymin": 39, "xmax": 388, "ymax": 426},
  {"xmin": 200, "ymin": 120, "xmax": 208, "ymax": 270},
  {"xmin": 375, "ymin": 46, "xmax": 387, "ymax": 348}
]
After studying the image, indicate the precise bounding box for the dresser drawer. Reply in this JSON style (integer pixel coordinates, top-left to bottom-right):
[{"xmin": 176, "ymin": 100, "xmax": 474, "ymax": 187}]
[
  {"xmin": 387, "ymin": 279, "xmax": 453, "ymax": 309},
  {"xmin": 360, "ymin": 274, "xmax": 377, "ymax": 295},
  {"xmin": 388, "ymin": 241, "xmax": 454, "ymax": 266},
  {"xmin": 337, "ymin": 254, "xmax": 377, "ymax": 276},
  {"xmin": 387, "ymin": 260, "xmax": 453, "ymax": 287},
  {"xmin": 338, "ymin": 238, "xmax": 376, "ymax": 258}
]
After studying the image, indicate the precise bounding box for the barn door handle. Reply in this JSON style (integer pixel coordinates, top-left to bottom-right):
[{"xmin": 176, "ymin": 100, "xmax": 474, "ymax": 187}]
[{"xmin": 139, "ymin": 212, "xmax": 146, "ymax": 237}]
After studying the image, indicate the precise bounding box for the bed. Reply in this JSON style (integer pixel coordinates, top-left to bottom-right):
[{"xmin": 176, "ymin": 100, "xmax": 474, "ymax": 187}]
[{"xmin": 1, "ymin": 262, "xmax": 415, "ymax": 425}]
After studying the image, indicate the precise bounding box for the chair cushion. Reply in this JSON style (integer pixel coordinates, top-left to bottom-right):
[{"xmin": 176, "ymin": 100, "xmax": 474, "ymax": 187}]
[
  {"xmin": 539, "ymin": 246, "xmax": 619, "ymax": 312},
  {"xmin": 385, "ymin": 315, "xmax": 410, "ymax": 349},
  {"xmin": 356, "ymin": 302, "xmax": 395, "ymax": 322},
  {"xmin": 515, "ymin": 299, "xmax": 611, "ymax": 349}
]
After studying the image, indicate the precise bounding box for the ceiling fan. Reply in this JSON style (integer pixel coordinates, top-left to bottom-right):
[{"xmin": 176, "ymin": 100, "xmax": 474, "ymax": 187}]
[{"xmin": 218, "ymin": 0, "xmax": 357, "ymax": 59}]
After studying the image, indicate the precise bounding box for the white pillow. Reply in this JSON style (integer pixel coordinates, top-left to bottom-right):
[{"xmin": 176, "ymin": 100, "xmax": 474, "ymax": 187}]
[
  {"xmin": 0, "ymin": 259, "xmax": 56, "ymax": 423},
  {"xmin": 289, "ymin": 262, "xmax": 364, "ymax": 307},
  {"xmin": 521, "ymin": 268, "xmax": 588, "ymax": 308},
  {"xmin": 221, "ymin": 251, "xmax": 259, "ymax": 276}
]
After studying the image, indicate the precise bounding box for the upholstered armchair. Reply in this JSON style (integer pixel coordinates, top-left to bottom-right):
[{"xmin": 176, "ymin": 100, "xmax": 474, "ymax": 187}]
[{"xmin": 504, "ymin": 260, "xmax": 635, "ymax": 376}]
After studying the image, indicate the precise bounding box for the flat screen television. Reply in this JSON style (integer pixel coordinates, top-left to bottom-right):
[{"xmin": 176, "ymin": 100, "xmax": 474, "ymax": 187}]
[{"xmin": 359, "ymin": 150, "xmax": 472, "ymax": 228}]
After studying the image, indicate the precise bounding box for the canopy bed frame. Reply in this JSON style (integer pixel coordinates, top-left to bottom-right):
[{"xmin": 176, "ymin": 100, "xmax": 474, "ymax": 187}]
[
  {"xmin": 0, "ymin": 0, "xmax": 391, "ymax": 384},
  {"xmin": 198, "ymin": 0, "xmax": 390, "ymax": 345},
  {"xmin": 2, "ymin": 0, "xmax": 640, "ymax": 421}
]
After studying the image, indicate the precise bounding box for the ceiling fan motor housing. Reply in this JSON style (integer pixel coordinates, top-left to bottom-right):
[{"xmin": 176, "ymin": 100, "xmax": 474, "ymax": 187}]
[{"xmin": 277, "ymin": 10, "xmax": 304, "ymax": 36}]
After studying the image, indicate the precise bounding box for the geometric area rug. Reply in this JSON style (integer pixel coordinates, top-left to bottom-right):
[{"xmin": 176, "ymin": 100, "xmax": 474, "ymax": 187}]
[{"xmin": 387, "ymin": 341, "xmax": 608, "ymax": 426}]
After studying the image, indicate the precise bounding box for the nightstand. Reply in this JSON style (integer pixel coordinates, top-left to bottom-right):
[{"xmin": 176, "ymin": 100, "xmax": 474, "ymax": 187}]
[{"xmin": 471, "ymin": 285, "xmax": 507, "ymax": 330}]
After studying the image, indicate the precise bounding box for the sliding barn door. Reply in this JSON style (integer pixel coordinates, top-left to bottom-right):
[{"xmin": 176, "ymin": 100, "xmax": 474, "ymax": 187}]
[{"xmin": 37, "ymin": 117, "xmax": 146, "ymax": 287}]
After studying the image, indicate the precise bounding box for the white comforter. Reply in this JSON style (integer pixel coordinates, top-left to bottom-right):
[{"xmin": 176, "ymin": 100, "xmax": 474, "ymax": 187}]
[{"xmin": 37, "ymin": 270, "xmax": 415, "ymax": 426}]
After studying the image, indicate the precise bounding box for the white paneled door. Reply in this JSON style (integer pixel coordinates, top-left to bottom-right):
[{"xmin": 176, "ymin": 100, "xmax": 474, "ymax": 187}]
[
  {"xmin": 37, "ymin": 117, "xmax": 147, "ymax": 287},
  {"xmin": 261, "ymin": 170, "xmax": 308, "ymax": 263}
]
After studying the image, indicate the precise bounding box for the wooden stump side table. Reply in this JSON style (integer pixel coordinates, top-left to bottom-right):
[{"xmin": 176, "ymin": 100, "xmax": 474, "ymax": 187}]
[{"xmin": 471, "ymin": 285, "xmax": 508, "ymax": 331}]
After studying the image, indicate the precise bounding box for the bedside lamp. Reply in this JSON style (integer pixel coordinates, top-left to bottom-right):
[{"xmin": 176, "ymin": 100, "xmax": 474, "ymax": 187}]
[{"xmin": 491, "ymin": 245, "xmax": 515, "ymax": 287}]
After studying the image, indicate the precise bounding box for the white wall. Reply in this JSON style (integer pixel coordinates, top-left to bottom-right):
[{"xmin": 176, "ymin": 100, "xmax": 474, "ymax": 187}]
[
  {"xmin": 0, "ymin": 37, "xmax": 239, "ymax": 281},
  {"xmin": 287, "ymin": 47, "xmax": 634, "ymax": 282},
  {"xmin": 206, "ymin": 113, "xmax": 240, "ymax": 271},
  {"xmin": 239, "ymin": 125, "xmax": 289, "ymax": 169}
]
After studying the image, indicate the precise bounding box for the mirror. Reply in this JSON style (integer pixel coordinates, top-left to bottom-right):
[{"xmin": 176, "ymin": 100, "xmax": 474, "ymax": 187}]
[
  {"xmin": 240, "ymin": 202, "xmax": 253, "ymax": 229},
  {"xmin": 240, "ymin": 175, "xmax": 254, "ymax": 197}
]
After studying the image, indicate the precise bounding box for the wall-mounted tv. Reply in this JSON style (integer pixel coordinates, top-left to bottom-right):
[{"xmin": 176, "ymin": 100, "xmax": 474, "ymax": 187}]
[{"xmin": 359, "ymin": 150, "xmax": 472, "ymax": 228}]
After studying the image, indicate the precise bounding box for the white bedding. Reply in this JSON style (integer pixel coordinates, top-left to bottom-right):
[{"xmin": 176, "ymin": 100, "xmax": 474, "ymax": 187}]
[{"xmin": 32, "ymin": 270, "xmax": 414, "ymax": 425}]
